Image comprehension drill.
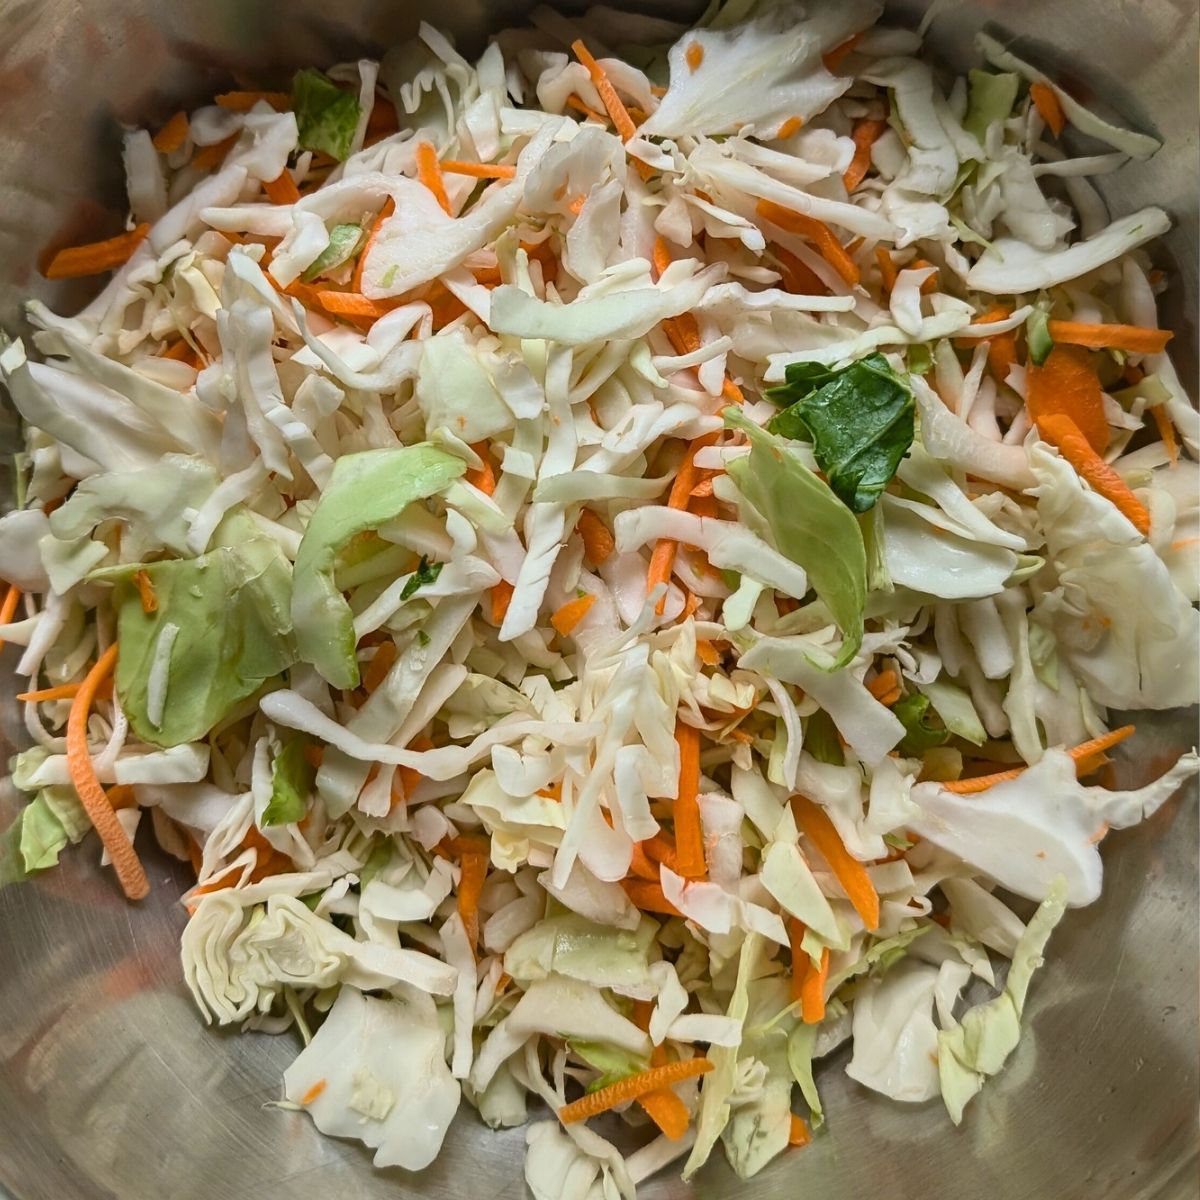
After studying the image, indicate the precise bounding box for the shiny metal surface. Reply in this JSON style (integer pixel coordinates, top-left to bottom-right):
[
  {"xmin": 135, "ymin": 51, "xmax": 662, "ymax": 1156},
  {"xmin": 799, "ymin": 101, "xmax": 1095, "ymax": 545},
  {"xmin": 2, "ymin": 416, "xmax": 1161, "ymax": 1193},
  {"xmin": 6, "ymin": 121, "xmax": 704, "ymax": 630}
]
[{"xmin": 0, "ymin": 1, "xmax": 1196, "ymax": 1198}]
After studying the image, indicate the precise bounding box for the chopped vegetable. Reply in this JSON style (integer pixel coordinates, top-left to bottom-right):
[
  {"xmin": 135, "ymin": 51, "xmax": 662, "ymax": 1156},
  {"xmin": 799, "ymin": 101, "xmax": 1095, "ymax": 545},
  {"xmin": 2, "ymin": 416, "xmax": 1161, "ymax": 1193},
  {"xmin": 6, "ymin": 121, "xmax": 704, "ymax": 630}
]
[
  {"xmin": 43, "ymin": 224, "xmax": 150, "ymax": 279},
  {"xmin": 558, "ymin": 1058, "xmax": 714, "ymax": 1124},
  {"xmin": 293, "ymin": 68, "xmax": 362, "ymax": 161}
]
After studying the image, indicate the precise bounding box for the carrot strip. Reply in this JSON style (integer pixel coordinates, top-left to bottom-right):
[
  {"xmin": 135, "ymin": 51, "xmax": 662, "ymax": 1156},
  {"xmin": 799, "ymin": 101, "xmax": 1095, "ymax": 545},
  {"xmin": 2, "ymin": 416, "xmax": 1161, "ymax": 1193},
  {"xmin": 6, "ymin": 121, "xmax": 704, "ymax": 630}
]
[
  {"xmin": 788, "ymin": 917, "xmax": 808, "ymax": 1003},
  {"xmin": 263, "ymin": 170, "xmax": 301, "ymax": 206},
  {"xmin": 566, "ymin": 94, "xmax": 609, "ymax": 124},
  {"xmin": 843, "ymin": 118, "xmax": 887, "ymax": 192},
  {"xmin": 974, "ymin": 304, "xmax": 1017, "ymax": 386},
  {"xmin": 943, "ymin": 725, "xmax": 1136, "ymax": 793},
  {"xmin": 673, "ymin": 720, "xmax": 707, "ymax": 880},
  {"xmin": 578, "ymin": 509, "xmax": 615, "ymax": 566},
  {"xmin": 466, "ymin": 442, "xmax": 496, "ymax": 495},
  {"xmin": 0, "ymin": 582, "xmax": 21, "ymax": 639},
  {"xmin": 416, "ymin": 142, "xmax": 452, "ymax": 214},
  {"xmin": 152, "ymin": 111, "xmax": 190, "ymax": 154},
  {"xmin": 789, "ymin": 1114, "xmax": 812, "ymax": 1147},
  {"xmin": 866, "ymin": 668, "xmax": 899, "ymax": 702},
  {"xmin": 823, "ymin": 31, "xmax": 864, "ymax": 71},
  {"xmin": 551, "ymin": 594, "xmax": 596, "ymax": 637},
  {"xmin": 695, "ymin": 639, "xmax": 721, "ymax": 667},
  {"xmin": 800, "ymin": 946, "xmax": 830, "ymax": 1023},
  {"xmin": 67, "ymin": 645, "xmax": 149, "ymax": 900},
  {"xmin": 755, "ymin": 200, "xmax": 859, "ymax": 287},
  {"xmin": 1037, "ymin": 413, "xmax": 1150, "ymax": 534},
  {"xmin": 571, "ymin": 40, "xmax": 638, "ymax": 143},
  {"xmin": 642, "ymin": 831, "xmax": 682, "ymax": 875},
  {"xmin": 192, "ymin": 133, "xmax": 238, "ymax": 171},
  {"xmin": 215, "ymin": 90, "xmax": 291, "ymax": 113},
  {"xmin": 315, "ymin": 291, "xmax": 402, "ymax": 320},
  {"xmin": 873, "ymin": 246, "xmax": 899, "ymax": 297},
  {"xmin": 776, "ymin": 243, "xmax": 830, "ymax": 296},
  {"xmin": 792, "ymin": 796, "xmax": 879, "ymax": 930},
  {"xmin": 1150, "ymin": 404, "xmax": 1179, "ymax": 466},
  {"xmin": 44, "ymin": 224, "xmax": 150, "ymax": 280},
  {"xmin": 1046, "ymin": 321, "xmax": 1173, "ymax": 355},
  {"xmin": 490, "ymin": 580, "xmax": 514, "ymax": 626},
  {"xmin": 17, "ymin": 682, "xmax": 83, "ymax": 703},
  {"xmin": 352, "ymin": 197, "xmax": 395, "ymax": 292},
  {"xmin": 440, "ymin": 159, "xmax": 516, "ymax": 179},
  {"xmin": 1029, "ymin": 82, "xmax": 1066, "ymax": 136},
  {"xmin": 620, "ymin": 877, "xmax": 682, "ymax": 916},
  {"xmin": 628, "ymin": 844, "xmax": 661, "ymax": 882},
  {"xmin": 133, "ymin": 570, "xmax": 157, "ymax": 614},
  {"xmin": 361, "ymin": 639, "xmax": 398, "ymax": 694},
  {"xmin": 458, "ymin": 850, "xmax": 488, "ymax": 951},
  {"xmin": 1027, "ymin": 345, "xmax": 1108, "ymax": 455},
  {"xmin": 777, "ymin": 116, "xmax": 804, "ymax": 140},
  {"xmin": 638, "ymin": 1087, "xmax": 691, "ymax": 1140},
  {"xmin": 652, "ymin": 235, "xmax": 674, "ymax": 280},
  {"xmin": 300, "ymin": 1079, "xmax": 327, "ymax": 1105},
  {"xmin": 647, "ymin": 432, "xmax": 720, "ymax": 612},
  {"xmin": 685, "ymin": 41, "xmax": 705, "ymax": 73},
  {"xmin": 558, "ymin": 1058, "xmax": 713, "ymax": 1124}
]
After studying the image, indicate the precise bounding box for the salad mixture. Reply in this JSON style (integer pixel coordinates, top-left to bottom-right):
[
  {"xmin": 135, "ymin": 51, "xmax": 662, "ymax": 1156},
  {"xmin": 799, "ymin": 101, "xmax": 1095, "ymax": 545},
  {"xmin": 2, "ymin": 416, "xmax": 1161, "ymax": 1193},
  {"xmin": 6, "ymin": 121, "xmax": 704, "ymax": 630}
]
[{"xmin": 2, "ymin": 1, "xmax": 1198, "ymax": 1192}]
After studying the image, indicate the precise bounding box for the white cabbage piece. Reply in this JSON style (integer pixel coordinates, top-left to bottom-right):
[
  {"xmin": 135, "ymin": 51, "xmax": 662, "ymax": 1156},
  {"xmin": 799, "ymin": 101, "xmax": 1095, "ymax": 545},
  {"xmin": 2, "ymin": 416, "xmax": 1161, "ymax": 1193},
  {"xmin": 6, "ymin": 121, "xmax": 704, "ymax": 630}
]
[{"xmin": 282, "ymin": 984, "xmax": 460, "ymax": 1170}]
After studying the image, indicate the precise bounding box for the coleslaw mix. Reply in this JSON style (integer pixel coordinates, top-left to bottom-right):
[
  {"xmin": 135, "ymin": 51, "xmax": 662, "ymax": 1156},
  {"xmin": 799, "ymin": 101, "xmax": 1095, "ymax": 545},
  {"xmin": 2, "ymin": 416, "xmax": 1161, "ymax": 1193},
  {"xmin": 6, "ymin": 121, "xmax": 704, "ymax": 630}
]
[{"xmin": 2, "ymin": 1, "xmax": 1198, "ymax": 1192}]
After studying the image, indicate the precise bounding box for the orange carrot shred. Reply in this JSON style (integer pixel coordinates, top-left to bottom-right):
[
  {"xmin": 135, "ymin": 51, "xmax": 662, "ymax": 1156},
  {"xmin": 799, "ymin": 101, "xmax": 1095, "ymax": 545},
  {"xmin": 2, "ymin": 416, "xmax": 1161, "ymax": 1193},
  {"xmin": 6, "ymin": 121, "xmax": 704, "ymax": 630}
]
[
  {"xmin": 628, "ymin": 844, "xmax": 661, "ymax": 882},
  {"xmin": 1029, "ymin": 82, "xmax": 1066, "ymax": 137},
  {"xmin": 620, "ymin": 877, "xmax": 682, "ymax": 916},
  {"xmin": 0, "ymin": 583, "xmax": 21, "ymax": 652},
  {"xmin": 300, "ymin": 1079, "xmax": 327, "ymax": 1106},
  {"xmin": 44, "ymin": 224, "xmax": 150, "ymax": 280},
  {"xmin": 1037, "ymin": 413, "xmax": 1150, "ymax": 534},
  {"xmin": 361, "ymin": 639, "xmax": 398, "ymax": 695},
  {"xmin": 755, "ymin": 200, "xmax": 859, "ymax": 287},
  {"xmin": 566, "ymin": 94, "xmax": 610, "ymax": 124},
  {"xmin": 800, "ymin": 946, "xmax": 830, "ymax": 1023},
  {"xmin": 843, "ymin": 118, "xmax": 887, "ymax": 192},
  {"xmin": 1027, "ymin": 345, "xmax": 1109, "ymax": 455},
  {"xmin": 440, "ymin": 159, "xmax": 516, "ymax": 180},
  {"xmin": 788, "ymin": 917, "xmax": 808, "ymax": 1003},
  {"xmin": 17, "ymin": 682, "xmax": 83, "ymax": 703},
  {"xmin": 558, "ymin": 1058, "xmax": 713, "ymax": 1124},
  {"xmin": 1150, "ymin": 404, "xmax": 1179, "ymax": 466},
  {"xmin": 823, "ymin": 31, "xmax": 864, "ymax": 71},
  {"xmin": 458, "ymin": 850, "xmax": 488, "ymax": 951},
  {"xmin": 578, "ymin": 509, "xmax": 616, "ymax": 566},
  {"xmin": 642, "ymin": 831, "xmax": 682, "ymax": 875},
  {"xmin": 874, "ymin": 246, "xmax": 899, "ymax": 296},
  {"xmin": 776, "ymin": 243, "xmax": 830, "ymax": 296},
  {"xmin": 133, "ymin": 570, "xmax": 157, "ymax": 615},
  {"xmin": 466, "ymin": 442, "xmax": 497, "ymax": 495},
  {"xmin": 792, "ymin": 796, "xmax": 880, "ymax": 931},
  {"xmin": 263, "ymin": 170, "xmax": 301, "ymax": 206},
  {"xmin": 652, "ymin": 235, "xmax": 674, "ymax": 280},
  {"xmin": 777, "ymin": 116, "xmax": 805, "ymax": 140},
  {"xmin": 866, "ymin": 668, "xmax": 899, "ymax": 702},
  {"xmin": 67, "ymin": 645, "xmax": 149, "ymax": 901},
  {"xmin": 974, "ymin": 304, "xmax": 1017, "ymax": 386},
  {"xmin": 215, "ymin": 90, "xmax": 292, "ymax": 113},
  {"xmin": 415, "ymin": 141, "xmax": 452, "ymax": 214},
  {"xmin": 571, "ymin": 39, "xmax": 638, "ymax": 142},
  {"xmin": 638, "ymin": 1087, "xmax": 691, "ymax": 1140},
  {"xmin": 352, "ymin": 197, "xmax": 395, "ymax": 292},
  {"xmin": 152, "ymin": 111, "xmax": 190, "ymax": 154},
  {"xmin": 315, "ymin": 291, "xmax": 403, "ymax": 322},
  {"xmin": 673, "ymin": 720, "xmax": 706, "ymax": 880},
  {"xmin": 1046, "ymin": 320, "xmax": 1173, "ymax": 355},
  {"xmin": 789, "ymin": 1114, "xmax": 812, "ymax": 1147},
  {"xmin": 695, "ymin": 639, "xmax": 721, "ymax": 667},
  {"xmin": 551, "ymin": 594, "xmax": 596, "ymax": 637},
  {"xmin": 490, "ymin": 580, "xmax": 514, "ymax": 626},
  {"xmin": 943, "ymin": 726, "xmax": 1136, "ymax": 793},
  {"xmin": 192, "ymin": 133, "xmax": 239, "ymax": 171},
  {"xmin": 685, "ymin": 41, "xmax": 705, "ymax": 72}
]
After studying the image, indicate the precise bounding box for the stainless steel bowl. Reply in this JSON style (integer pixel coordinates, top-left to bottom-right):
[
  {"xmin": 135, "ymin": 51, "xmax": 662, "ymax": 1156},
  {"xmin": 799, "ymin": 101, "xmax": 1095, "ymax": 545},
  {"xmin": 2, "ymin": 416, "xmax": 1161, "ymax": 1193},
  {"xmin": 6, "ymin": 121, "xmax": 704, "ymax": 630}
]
[{"xmin": 0, "ymin": 2, "xmax": 1196, "ymax": 1198}]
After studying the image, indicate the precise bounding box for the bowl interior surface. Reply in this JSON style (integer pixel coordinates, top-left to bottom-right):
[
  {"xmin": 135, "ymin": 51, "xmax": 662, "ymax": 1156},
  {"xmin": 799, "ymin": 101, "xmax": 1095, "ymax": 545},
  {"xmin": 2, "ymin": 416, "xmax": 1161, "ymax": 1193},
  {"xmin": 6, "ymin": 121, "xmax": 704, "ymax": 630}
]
[{"xmin": 0, "ymin": 2, "xmax": 1196, "ymax": 1198}]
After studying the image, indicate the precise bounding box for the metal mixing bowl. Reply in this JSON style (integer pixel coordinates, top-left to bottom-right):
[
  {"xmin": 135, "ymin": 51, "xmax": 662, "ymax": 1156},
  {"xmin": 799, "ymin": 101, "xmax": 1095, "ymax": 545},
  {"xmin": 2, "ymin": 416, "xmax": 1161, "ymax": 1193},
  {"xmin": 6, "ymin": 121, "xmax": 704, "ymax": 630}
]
[{"xmin": 0, "ymin": 2, "xmax": 1196, "ymax": 1197}]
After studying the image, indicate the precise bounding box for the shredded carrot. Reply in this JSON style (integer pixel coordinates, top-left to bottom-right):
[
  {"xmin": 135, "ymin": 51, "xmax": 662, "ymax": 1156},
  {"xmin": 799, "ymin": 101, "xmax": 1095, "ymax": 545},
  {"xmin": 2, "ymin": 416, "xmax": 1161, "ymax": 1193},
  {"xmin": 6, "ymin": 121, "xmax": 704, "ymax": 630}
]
[
  {"xmin": 440, "ymin": 159, "xmax": 516, "ymax": 180},
  {"xmin": 192, "ymin": 133, "xmax": 238, "ymax": 171},
  {"xmin": 263, "ymin": 170, "xmax": 301, "ymax": 206},
  {"xmin": 152, "ymin": 111, "xmax": 189, "ymax": 154},
  {"xmin": 551, "ymin": 594, "xmax": 596, "ymax": 637},
  {"xmin": 1029, "ymin": 82, "xmax": 1066, "ymax": 137},
  {"xmin": 822, "ymin": 31, "xmax": 864, "ymax": 71},
  {"xmin": 792, "ymin": 796, "xmax": 880, "ymax": 931},
  {"xmin": 647, "ymin": 432, "xmax": 720, "ymax": 612},
  {"xmin": 578, "ymin": 509, "xmax": 616, "ymax": 566},
  {"xmin": 673, "ymin": 720, "xmax": 707, "ymax": 880},
  {"xmin": 1046, "ymin": 320, "xmax": 1173, "ymax": 355},
  {"xmin": 1037, "ymin": 413, "xmax": 1150, "ymax": 534},
  {"xmin": 215, "ymin": 90, "xmax": 291, "ymax": 113},
  {"xmin": 457, "ymin": 850, "xmax": 488, "ymax": 951},
  {"xmin": 777, "ymin": 116, "xmax": 805, "ymax": 140},
  {"xmin": 789, "ymin": 1114, "xmax": 812, "ymax": 1147},
  {"xmin": 638, "ymin": 1087, "xmax": 691, "ymax": 1140},
  {"xmin": 315, "ymin": 291, "xmax": 402, "ymax": 321},
  {"xmin": 866, "ymin": 668, "xmax": 899, "ymax": 702},
  {"xmin": 874, "ymin": 246, "xmax": 899, "ymax": 296},
  {"xmin": 1150, "ymin": 404, "xmax": 1179, "ymax": 466},
  {"xmin": 0, "ymin": 584, "xmax": 21, "ymax": 653},
  {"xmin": 352, "ymin": 197, "xmax": 395, "ymax": 292},
  {"xmin": 800, "ymin": 946, "xmax": 830, "ymax": 1023},
  {"xmin": 974, "ymin": 304, "xmax": 1017, "ymax": 386},
  {"xmin": 944, "ymin": 725, "xmax": 1136, "ymax": 793},
  {"xmin": 361, "ymin": 639, "xmax": 398, "ymax": 694},
  {"xmin": 303, "ymin": 744, "xmax": 325, "ymax": 770},
  {"xmin": 685, "ymin": 41, "xmax": 705, "ymax": 72},
  {"xmin": 43, "ymin": 224, "xmax": 150, "ymax": 280},
  {"xmin": 1027, "ymin": 345, "xmax": 1109, "ymax": 455},
  {"xmin": 695, "ymin": 639, "xmax": 721, "ymax": 667},
  {"xmin": 571, "ymin": 39, "xmax": 638, "ymax": 143},
  {"xmin": 133, "ymin": 569, "xmax": 157, "ymax": 614},
  {"xmin": 909, "ymin": 258, "xmax": 938, "ymax": 294},
  {"xmin": 559, "ymin": 1058, "xmax": 713, "ymax": 1124},
  {"xmin": 788, "ymin": 918, "xmax": 808, "ymax": 1003},
  {"xmin": 843, "ymin": 118, "xmax": 887, "ymax": 192},
  {"xmin": 300, "ymin": 1079, "xmax": 327, "ymax": 1105},
  {"xmin": 755, "ymin": 200, "xmax": 859, "ymax": 287},
  {"xmin": 394, "ymin": 734, "xmax": 434, "ymax": 808},
  {"xmin": 490, "ymin": 580, "xmax": 514, "ymax": 626},
  {"xmin": 721, "ymin": 377, "xmax": 744, "ymax": 405},
  {"xmin": 466, "ymin": 442, "xmax": 497, "ymax": 495},
  {"xmin": 775, "ymin": 243, "xmax": 830, "ymax": 296},
  {"xmin": 620, "ymin": 877, "xmax": 682, "ymax": 916},
  {"xmin": 566, "ymin": 94, "xmax": 609, "ymax": 124},
  {"xmin": 67, "ymin": 645, "xmax": 148, "ymax": 901},
  {"xmin": 628, "ymin": 844, "xmax": 661, "ymax": 882},
  {"xmin": 161, "ymin": 339, "xmax": 195, "ymax": 363},
  {"xmin": 652, "ymin": 235, "xmax": 674, "ymax": 280},
  {"xmin": 17, "ymin": 682, "xmax": 83, "ymax": 703},
  {"xmin": 642, "ymin": 831, "xmax": 682, "ymax": 875},
  {"xmin": 416, "ymin": 141, "xmax": 452, "ymax": 214}
]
